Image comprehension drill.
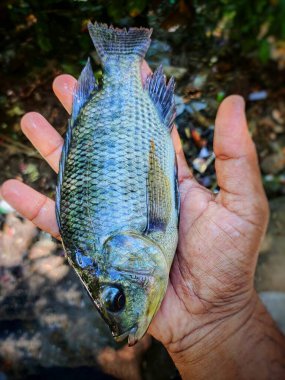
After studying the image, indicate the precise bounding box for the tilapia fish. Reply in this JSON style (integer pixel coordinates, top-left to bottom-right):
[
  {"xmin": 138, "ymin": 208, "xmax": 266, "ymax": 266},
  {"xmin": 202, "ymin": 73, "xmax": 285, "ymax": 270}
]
[{"xmin": 56, "ymin": 22, "xmax": 179, "ymax": 345}]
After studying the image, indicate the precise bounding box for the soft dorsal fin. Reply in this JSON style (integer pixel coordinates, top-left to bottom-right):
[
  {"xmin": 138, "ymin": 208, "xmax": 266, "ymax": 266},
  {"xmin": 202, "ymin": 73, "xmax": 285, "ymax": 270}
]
[
  {"xmin": 72, "ymin": 57, "xmax": 97, "ymax": 122},
  {"xmin": 145, "ymin": 140, "xmax": 172, "ymax": 233},
  {"xmin": 56, "ymin": 59, "xmax": 97, "ymax": 232},
  {"xmin": 145, "ymin": 65, "xmax": 176, "ymax": 131}
]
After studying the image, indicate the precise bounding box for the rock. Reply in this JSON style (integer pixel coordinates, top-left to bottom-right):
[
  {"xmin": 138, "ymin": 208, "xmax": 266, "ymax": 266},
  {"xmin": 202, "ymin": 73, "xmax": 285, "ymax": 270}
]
[
  {"xmin": 261, "ymin": 152, "xmax": 285, "ymax": 174},
  {"xmin": 0, "ymin": 200, "xmax": 14, "ymax": 214},
  {"xmin": 30, "ymin": 255, "xmax": 69, "ymax": 283},
  {"xmin": 162, "ymin": 65, "xmax": 187, "ymax": 79},
  {"xmin": 29, "ymin": 237, "xmax": 57, "ymax": 260},
  {"xmin": 0, "ymin": 213, "xmax": 37, "ymax": 267},
  {"xmin": 272, "ymin": 109, "xmax": 284, "ymax": 125},
  {"xmin": 259, "ymin": 292, "xmax": 285, "ymax": 334},
  {"xmin": 174, "ymin": 95, "xmax": 185, "ymax": 116},
  {"xmin": 185, "ymin": 100, "xmax": 207, "ymax": 113},
  {"xmin": 97, "ymin": 335, "xmax": 151, "ymax": 380},
  {"xmin": 248, "ymin": 90, "xmax": 268, "ymax": 101}
]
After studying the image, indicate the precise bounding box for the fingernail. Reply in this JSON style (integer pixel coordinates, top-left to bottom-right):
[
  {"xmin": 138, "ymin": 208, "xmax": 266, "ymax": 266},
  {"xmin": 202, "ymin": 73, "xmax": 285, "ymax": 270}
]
[
  {"xmin": 53, "ymin": 74, "xmax": 75, "ymax": 96},
  {"xmin": 52, "ymin": 74, "xmax": 76, "ymax": 113},
  {"xmin": 21, "ymin": 112, "xmax": 41, "ymax": 132}
]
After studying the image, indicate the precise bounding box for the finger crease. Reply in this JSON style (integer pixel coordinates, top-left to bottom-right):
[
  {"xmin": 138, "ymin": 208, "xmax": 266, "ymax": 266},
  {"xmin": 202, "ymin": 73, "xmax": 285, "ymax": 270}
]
[
  {"xmin": 215, "ymin": 153, "xmax": 248, "ymax": 161},
  {"xmin": 42, "ymin": 141, "xmax": 63, "ymax": 161},
  {"xmin": 30, "ymin": 197, "xmax": 49, "ymax": 223},
  {"xmin": 178, "ymin": 172, "xmax": 194, "ymax": 185}
]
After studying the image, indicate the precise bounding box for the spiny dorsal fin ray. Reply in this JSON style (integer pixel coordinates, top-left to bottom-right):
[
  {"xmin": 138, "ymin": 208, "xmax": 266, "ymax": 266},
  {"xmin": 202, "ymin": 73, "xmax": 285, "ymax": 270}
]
[
  {"xmin": 145, "ymin": 65, "xmax": 176, "ymax": 131},
  {"xmin": 72, "ymin": 57, "xmax": 97, "ymax": 122},
  {"xmin": 88, "ymin": 22, "xmax": 152, "ymax": 62},
  {"xmin": 56, "ymin": 59, "xmax": 97, "ymax": 232},
  {"xmin": 174, "ymin": 155, "xmax": 180, "ymax": 224},
  {"xmin": 145, "ymin": 140, "xmax": 172, "ymax": 233}
]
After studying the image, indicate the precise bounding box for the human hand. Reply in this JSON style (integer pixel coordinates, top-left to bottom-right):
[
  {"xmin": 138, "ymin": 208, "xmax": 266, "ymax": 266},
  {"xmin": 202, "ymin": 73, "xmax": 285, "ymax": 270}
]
[{"xmin": 1, "ymin": 62, "xmax": 284, "ymax": 379}]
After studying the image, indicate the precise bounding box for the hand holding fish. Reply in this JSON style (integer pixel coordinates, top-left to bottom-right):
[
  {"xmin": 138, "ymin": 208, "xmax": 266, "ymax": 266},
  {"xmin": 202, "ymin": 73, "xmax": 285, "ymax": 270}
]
[{"xmin": 1, "ymin": 62, "xmax": 285, "ymax": 379}]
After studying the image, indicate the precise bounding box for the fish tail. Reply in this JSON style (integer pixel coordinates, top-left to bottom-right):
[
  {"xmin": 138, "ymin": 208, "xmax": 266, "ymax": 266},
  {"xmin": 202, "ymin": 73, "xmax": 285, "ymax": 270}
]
[{"xmin": 88, "ymin": 22, "xmax": 152, "ymax": 62}]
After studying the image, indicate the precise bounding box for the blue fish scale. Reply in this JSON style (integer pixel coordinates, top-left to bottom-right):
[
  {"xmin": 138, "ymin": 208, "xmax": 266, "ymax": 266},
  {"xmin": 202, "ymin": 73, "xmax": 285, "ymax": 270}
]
[{"xmin": 60, "ymin": 62, "xmax": 175, "ymax": 259}]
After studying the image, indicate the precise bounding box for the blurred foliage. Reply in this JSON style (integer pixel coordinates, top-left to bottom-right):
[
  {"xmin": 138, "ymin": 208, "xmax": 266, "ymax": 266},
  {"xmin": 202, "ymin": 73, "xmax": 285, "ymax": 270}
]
[
  {"xmin": 0, "ymin": 0, "xmax": 285, "ymax": 198},
  {"xmin": 0, "ymin": 0, "xmax": 285, "ymax": 152},
  {"xmin": 0, "ymin": 0, "xmax": 285, "ymax": 78},
  {"xmin": 194, "ymin": 0, "xmax": 285, "ymax": 63}
]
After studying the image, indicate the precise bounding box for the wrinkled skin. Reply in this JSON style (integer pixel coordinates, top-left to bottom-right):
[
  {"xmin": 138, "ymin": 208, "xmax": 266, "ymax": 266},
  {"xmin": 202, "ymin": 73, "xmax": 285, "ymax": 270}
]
[{"xmin": 1, "ymin": 61, "xmax": 269, "ymax": 358}]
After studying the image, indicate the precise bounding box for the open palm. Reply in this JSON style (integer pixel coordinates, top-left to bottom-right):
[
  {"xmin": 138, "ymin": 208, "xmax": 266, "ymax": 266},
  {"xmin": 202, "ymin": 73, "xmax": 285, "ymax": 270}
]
[{"xmin": 1, "ymin": 63, "xmax": 269, "ymax": 356}]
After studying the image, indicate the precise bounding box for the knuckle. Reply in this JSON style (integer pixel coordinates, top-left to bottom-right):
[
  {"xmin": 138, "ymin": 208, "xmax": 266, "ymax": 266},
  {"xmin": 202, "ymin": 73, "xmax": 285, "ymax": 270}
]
[{"xmin": 30, "ymin": 197, "xmax": 49, "ymax": 223}]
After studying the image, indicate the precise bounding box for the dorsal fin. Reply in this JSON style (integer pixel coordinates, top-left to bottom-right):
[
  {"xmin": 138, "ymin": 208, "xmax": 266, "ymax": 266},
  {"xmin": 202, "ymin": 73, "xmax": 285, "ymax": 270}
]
[
  {"xmin": 72, "ymin": 57, "xmax": 97, "ymax": 122},
  {"xmin": 56, "ymin": 119, "xmax": 72, "ymax": 233},
  {"xmin": 56, "ymin": 59, "xmax": 97, "ymax": 232},
  {"xmin": 145, "ymin": 65, "xmax": 176, "ymax": 131}
]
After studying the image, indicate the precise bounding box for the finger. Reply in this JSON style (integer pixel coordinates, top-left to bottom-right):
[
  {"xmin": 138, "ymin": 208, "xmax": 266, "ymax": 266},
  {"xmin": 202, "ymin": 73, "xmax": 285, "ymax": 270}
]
[
  {"xmin": 53, "ymin": 74, "xmax": 76, "ymax": 114},
  {"xmin": 214, "ymin": 95, "xmax": 266, "ymax": 209},
  {"xmin": 0, "ymin": 180, "xmax": 60, "ymax": 239},
  {"xmin": 21, "ymin": 112, "xmax": 63, "ymax": 173},
  {"xmin": 141, "ymin": 60, "xmax": 152, "ymax": 85}
]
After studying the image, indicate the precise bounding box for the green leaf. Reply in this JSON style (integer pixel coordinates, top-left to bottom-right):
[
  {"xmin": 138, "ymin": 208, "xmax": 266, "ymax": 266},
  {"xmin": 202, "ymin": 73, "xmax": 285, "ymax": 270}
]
[
  {"xmin": 6, "ymin": 105, "xmax": 25, "ymax": 117},
  {"xmin": 258, "ymin": 39, "xmax": 270, "ymax": 64}
]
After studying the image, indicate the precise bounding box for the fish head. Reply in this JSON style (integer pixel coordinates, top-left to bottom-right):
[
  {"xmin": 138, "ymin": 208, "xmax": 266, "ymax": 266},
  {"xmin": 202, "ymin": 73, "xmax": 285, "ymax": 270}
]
[{"xmin": 98, "ymin": 232, "xmax": 169, "ymax": 346}]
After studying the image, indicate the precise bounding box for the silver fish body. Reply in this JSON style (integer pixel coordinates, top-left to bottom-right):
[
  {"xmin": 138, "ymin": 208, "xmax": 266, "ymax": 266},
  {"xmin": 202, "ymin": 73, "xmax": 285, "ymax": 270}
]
[{"xmin": 56, "ymin": 22, "xmax": 179, "ymax": 345}]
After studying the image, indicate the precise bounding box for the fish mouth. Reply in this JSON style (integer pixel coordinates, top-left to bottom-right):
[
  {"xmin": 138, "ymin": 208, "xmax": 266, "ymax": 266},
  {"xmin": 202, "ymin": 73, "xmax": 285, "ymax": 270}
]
[{"xmin": 113, "ymin": 326, "xmax": 138, "ymax": 346}]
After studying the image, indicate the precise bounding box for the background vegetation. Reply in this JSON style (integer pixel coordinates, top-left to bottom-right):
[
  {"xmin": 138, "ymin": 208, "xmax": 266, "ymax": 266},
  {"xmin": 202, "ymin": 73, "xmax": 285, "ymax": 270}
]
[{"xmin": 1, "ymin": 0, "xmax": 285, "ymax": 197}]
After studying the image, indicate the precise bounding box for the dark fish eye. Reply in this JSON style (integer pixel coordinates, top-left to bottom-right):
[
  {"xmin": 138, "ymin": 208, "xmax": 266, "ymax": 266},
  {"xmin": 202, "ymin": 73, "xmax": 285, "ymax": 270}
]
[{"xmin": 101, "ymin": 286, "xmax": 126, "ymax": 313}]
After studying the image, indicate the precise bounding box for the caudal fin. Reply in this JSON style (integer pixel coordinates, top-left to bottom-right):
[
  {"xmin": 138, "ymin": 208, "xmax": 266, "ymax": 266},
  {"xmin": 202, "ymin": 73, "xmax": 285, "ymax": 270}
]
[{"xmin": 88, "ymin": 22, "xmax": 152, "ymax": 62}]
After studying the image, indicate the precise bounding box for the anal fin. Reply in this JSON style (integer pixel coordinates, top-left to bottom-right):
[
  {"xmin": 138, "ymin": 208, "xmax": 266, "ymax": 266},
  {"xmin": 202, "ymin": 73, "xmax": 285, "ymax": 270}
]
[{"xmin": 72, "ymin": 57, "xmax": 98, "ymax": 122}]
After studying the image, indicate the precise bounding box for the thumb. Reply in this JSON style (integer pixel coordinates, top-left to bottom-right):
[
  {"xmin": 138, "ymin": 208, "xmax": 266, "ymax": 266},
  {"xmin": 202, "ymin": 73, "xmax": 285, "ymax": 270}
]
[{"xmin": 214, "ymin": 95, "xmax": 268, "ymax": 222}]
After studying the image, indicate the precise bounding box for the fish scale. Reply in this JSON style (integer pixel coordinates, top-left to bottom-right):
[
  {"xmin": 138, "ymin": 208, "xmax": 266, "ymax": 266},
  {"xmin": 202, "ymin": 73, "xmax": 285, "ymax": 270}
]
[{"xmin": 56, "ymin": 22, "xmax": 179, "ymax": 344}]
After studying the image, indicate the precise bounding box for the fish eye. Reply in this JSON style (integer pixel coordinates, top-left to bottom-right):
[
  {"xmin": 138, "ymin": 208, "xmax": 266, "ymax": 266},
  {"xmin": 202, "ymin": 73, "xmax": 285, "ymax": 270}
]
[{"xmin": 101, "ymin": 286, "xmax": 126, "ymax": 313}]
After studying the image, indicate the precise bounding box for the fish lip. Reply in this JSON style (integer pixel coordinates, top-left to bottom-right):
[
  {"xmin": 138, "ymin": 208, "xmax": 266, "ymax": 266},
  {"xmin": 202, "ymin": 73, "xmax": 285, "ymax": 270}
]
[
  {"xmin": 128, "ymin": 326, "xmax": 138, "ymax": 347},
  {"xmin": 113, "ymin": 326, "xmax": 138, "ymax": 345}
]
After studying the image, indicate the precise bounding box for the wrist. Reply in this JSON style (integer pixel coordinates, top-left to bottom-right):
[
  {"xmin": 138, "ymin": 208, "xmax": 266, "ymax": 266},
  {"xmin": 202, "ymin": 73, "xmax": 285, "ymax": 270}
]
[{"xmin": 166, "ymin": 292, "xmax": 285, "ymax": 379}]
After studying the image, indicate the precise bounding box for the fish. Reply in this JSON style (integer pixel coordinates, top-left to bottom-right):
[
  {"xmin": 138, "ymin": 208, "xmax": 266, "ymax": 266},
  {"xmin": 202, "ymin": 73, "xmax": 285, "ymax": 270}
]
[{"xmin": 55, "ymin": 21, "xmax": 179, "ymax": 346}]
